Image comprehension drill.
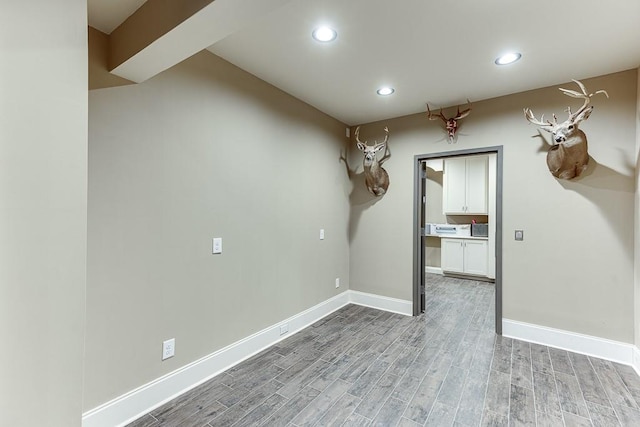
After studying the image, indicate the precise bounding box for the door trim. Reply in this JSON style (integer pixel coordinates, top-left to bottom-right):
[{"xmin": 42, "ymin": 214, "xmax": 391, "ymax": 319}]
[{"xmin": 413, "ymin": 146, "xmax": 503, "ymax": 335}]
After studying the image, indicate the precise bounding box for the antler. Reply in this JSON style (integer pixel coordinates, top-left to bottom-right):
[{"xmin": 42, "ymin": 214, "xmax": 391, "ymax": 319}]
[
  {"xmin": 354, "ymin": 126, "xmax": 363, "ymax": 145},
  {"xmin": 559, "ymin": 79, "xmax": 609, "ymax": 122},
  {"xmin": 355, "ymin": 126, "xmax": 389, "ymax": 147},
  {"xmin": 378, "ymin": 126, "xmax": 389, "ymax": 146},
  {"xmin": 426, "ymin": 104, "xmax": 448, "ymax": 124},
  {"xmin": 523, "ymin": 108, "xmax": 556, "ymax": 130},
  {"xmin": 453, "ymin": 99, "xmax": 472, "ymax": 120}
]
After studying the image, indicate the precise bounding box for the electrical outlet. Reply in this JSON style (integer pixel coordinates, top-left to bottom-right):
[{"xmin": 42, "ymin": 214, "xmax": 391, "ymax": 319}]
[
  {"xmin": 280, "ymin": 324, "xmax": 289, "ymax": 335},
  {"xmin": 162, "ymin": 338, "xmax": 175, "ymax": 360},
  {"xmin": 515, "ymin": 230, "xmax": 524, "ymax": 241},
  {"xmin": 319, "ymin": 229, "xmax": 325, "ymax": 240},
  {"xmin": 335, "ymin": 278, "xmax": 340, "ymax": 288}
]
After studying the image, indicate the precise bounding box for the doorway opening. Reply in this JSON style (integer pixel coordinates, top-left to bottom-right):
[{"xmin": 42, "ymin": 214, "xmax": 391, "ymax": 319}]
[{"xmin": 412, "ymin": 146, "xmax": 503, "ymax": 334}]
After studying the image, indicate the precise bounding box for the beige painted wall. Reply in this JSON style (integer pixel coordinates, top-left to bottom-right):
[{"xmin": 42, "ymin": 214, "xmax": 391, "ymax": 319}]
[
  {"xmin": 0, "ymin": 1, "xmax": 88, "ymax": 426},
  {"xmin": 85, "ymin": 51, "xmax": 350, "ymax": 409},
  {"xmin": 635, "ymin": 70, "xmax": 640, "ymax": 347},
  {"xmin": 349, "ymin": 70, "xmax": 637, "ymax": 343}
]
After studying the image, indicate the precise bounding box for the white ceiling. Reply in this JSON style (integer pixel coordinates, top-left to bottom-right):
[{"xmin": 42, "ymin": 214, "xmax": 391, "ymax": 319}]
[{"xmin": 88, "ymin": 0, "xmax": 640, "ymax": 126}]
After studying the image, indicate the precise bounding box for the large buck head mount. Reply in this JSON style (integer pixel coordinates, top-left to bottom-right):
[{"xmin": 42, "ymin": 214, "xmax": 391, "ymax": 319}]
[
  {"xmin": 355, "ymin": 126, "xmax": 390, "ymax": 197},
  {"xmin": 524, "ymin": 79, "xmax": 608, "ymax": 180},
  {"xmin": 426, "ymin": 100, "xmax": 472, "ymax": 143}
]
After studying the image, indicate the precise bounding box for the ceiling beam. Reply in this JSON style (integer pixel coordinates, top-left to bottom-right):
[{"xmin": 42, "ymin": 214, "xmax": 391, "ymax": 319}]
[{"xmin": 109, "ymin": 0, "xmax": 291, "ymax": 83}]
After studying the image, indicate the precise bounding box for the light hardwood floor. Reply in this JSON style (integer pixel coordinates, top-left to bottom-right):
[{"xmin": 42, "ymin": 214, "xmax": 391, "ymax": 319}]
[{"xmin": 127, "ymin": 274, "xmax": 640, "ymax": 426}]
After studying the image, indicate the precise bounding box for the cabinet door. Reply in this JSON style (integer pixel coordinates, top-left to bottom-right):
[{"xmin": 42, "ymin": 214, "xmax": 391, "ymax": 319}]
[
  {"xmin": 441, "ymin": 238, "xmax": 464, "ymax": 273},
  {"xmin": 463, "ymin": 240, "xmax": 488, "ymax": 276},
  {"xmin": 443, "ymin": 158, "xmax": 467, "ymax": 214},
  {"xmin": 465, "ymin": 156, "xmax": 488, "ymax": 214}
]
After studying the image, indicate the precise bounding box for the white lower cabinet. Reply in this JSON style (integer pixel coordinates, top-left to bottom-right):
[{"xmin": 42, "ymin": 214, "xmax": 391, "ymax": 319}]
[{"xmin": 441, "ymin": 238, "xmax": 488, "ymax": 276}]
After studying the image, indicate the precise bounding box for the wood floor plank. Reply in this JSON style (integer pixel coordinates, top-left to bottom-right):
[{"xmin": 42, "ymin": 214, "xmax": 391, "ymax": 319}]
[
  {"xmin": 455, "ymin": 374, "xmax": 488, "ymax": 426},
  {"xmin": 585, "ymin": 401, "xmax": 620, "ymax": 426},
  {"xmin": 370, "ymin": 397, "xmax": 408, "ymax": 426},
  {"xmin": 561, "ymin": 411, "xmax": 592, "ymax": 426},
  {"xmin": 425, "ymin": 401, "xmax": 457, "ymax": 426},
  {"xmin": 530, "ymin": 343, "xmax": 553, "ymax": 376},
  {"xmin": 354, "ymin": 371, "xmax": 401, "ymax": 419},
  {"xmin": 437, "ymin": 365, "xmax": 468, "ymax": 408},
  {"xmin": 613, "ymin": 403, "xmax": 640, "ymax": 426},
  {"xmin": 276, "ymin": 358, "xmax": 331, "ymax": 399},
  {"xmin": 589, "ymin": 357, "xmax": 639, "ymax": 410},
  {"xmin": 534, "ymin": 410, "xmax": 564, "ymax": 427},
  {"xmin": 403, "ymin": 372, "xmax": 447, "ymax": 424},
  {"xmin": 348, "ymin": 359, "xmax": 391, "ymax": 398},
  {"xmin": 548, "ymin": 348, "xmax": 574, "ymax": 376},
  {"xmin": 289, "ymin": 379, "xmax": 351, "ymax": 427},
  {"xmin": 484, "ymin": 369, "xmax": 510, "ymax": 417},
  {"xmin": 568, "ymin": 353, "xmax": 612, "ymax": 408},
  {"xmin": 315, "ymin": 392, "xmax": 361, "ymax": 426},
  {"xmin": 206, "ymin": 380, "xmax": 282, "ymax": 426},
  {"xmin": 532, "ymin": 371, "xmax": 562, "ymax": 418},
  {"xmin": 554, "ymin": 371, "xmax": 590, "ymax": 419},
  {"xmin": 509, "ymin": 383, "xmax": 536, "ymax": 426},
  {"xmin": 260, "ymin": 387, "xmax": 320, "ymax": 427}
]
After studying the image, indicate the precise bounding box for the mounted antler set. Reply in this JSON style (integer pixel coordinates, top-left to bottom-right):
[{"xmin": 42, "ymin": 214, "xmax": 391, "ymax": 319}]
[
  {"xmin": 355, "ymin": 126, "xmax": 390, "ymax": 197},
  {"xmin": 524, "ymin": 79, "xmax": 608, "ymax": 180},
  {"xmin": 427, "ymin": 100, "xmax": 472, "ymax": 143}
]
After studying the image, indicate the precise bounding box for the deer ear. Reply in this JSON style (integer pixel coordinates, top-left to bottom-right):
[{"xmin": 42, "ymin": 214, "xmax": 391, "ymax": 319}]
[
  {"xmin": 374, "ymin": 143, "xmax": 386, "ymax": 153},
  {"xmin": 356, "ymin": 142, "xmax": 366, "ymax": 151},
  {"xmin": 575, "ymin": 106, "xmax": 593, "ymax": 123}
]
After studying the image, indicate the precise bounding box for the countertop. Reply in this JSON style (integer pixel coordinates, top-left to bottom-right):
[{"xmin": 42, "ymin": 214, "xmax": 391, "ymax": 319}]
[{"xmin": 425, "ymin": 234, "xmax": 488, "ymax": 241}]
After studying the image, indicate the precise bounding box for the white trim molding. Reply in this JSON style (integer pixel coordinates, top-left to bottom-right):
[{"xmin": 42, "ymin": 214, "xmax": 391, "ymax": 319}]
[
  {"xmin": 503, "ymin": 318, "xmax": 640, "ymax": 375},
  {"xmin": 425, "ymin": 266, "xmax": 443, "ymax": 275},
  {"xmin": 82, "ymin": 290, "xmax": 412, "ymax": 427},
  {"xmin": 349, "ymin": 290, "xmax": 413, "ymax": 316}
]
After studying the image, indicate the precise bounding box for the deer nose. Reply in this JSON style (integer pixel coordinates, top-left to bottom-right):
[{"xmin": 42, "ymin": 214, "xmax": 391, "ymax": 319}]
[{"xmin": 555, "ymin": 136, "xmax": 565, "ymax": 143}]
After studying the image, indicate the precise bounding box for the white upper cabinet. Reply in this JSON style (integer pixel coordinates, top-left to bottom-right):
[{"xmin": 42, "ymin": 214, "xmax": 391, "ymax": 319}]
[{"xmin": 443, "ymin": 155, "xmax": 488, "ymax": 214}]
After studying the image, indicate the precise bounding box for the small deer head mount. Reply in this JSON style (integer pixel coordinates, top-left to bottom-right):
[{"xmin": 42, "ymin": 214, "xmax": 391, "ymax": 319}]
[
  {"xmin": 524, "ymin": 79, "xmax": 608, "ymax": 180},
  {"xmin": 355, "ymin": 126, "xmax": 390, "ymax": 197},
  {"xmin": 427, "ymin": 100, "xmax": 472, "ymax": 143}
]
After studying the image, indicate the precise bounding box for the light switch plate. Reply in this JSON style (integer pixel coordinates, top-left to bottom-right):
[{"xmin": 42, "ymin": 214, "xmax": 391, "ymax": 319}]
[
  {"xmin": 515, "ymin": 230, "xmax": 524, "ymax": 241},
  {"xmin": 212, "ymin": 237, "xmax": 222, "ymax": 254},
  {"xmin": 319, "ymin": 229, "xmax": 325, "ymax": 240}
]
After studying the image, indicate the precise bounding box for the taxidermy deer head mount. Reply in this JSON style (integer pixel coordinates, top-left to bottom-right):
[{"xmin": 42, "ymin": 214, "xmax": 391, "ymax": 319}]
[
  {"xmin": 426, "ymin": 100, "xmax": 472, "ymax": 143},
  {"xmin": 524, "ymin": 79, "xmax": 608, "ymax": 180},
  {"xmin": 355, "ymin": 126, "xmax": 390, "ymax": 197}
]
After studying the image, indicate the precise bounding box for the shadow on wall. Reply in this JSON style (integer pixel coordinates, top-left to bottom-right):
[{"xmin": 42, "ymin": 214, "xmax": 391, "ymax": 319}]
[
  {"xmin": 339, "ymin": 150, "xmax": 385, "ymax": 243},
  {"xmin": 558, "ymin": 156, "xmax": 634, "ymax": 261}
]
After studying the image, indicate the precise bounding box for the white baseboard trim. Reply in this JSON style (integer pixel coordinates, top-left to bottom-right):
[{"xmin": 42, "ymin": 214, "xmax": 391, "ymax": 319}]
[
  {"xmin": 425, "ymin": 266, "xmax": 443, "ymax": 275},
  {"xmin": 82, "ymin": 291, "xmax": 352, "ymax": 427},
  {"xmin": 633, "ymin": 346, "xmax": 640, "ymax": 377},
  {"xmin": 503, "ymin": 318, "xmax": 639, "ymax": 372},
  {"xmin": 349, "ymin": 290, "xmax": 413, "ymax": 316},
  {"xmin": 82, "ymin": 290, "xmax": 412, "ymax": 427}
]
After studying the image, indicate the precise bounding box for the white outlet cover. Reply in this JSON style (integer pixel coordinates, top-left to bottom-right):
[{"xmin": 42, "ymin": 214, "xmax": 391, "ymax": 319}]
[
  {"xmin": 335, "ymin": 278, "xmax": 340, "ymax": 288},
  {"xmin": 162, "ymin": 338, "xmax": 175, "ymax": 360},
  {"xmin": 319, "ymin": 229, "xmax": 325, "ymax": 240}
]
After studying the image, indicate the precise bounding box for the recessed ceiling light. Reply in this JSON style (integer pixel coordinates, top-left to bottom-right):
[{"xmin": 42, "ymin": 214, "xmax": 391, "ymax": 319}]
[
  {"xmin": 495, "ymin": 52, "xmax": 522, "ymax": 65},
  {"xmin": 312, "ymin": 26, "xmax": 337, "ymax": 42},
  {"xmin": 377, "ymin": 87, "xmax": 395, "ymax": 96}
]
